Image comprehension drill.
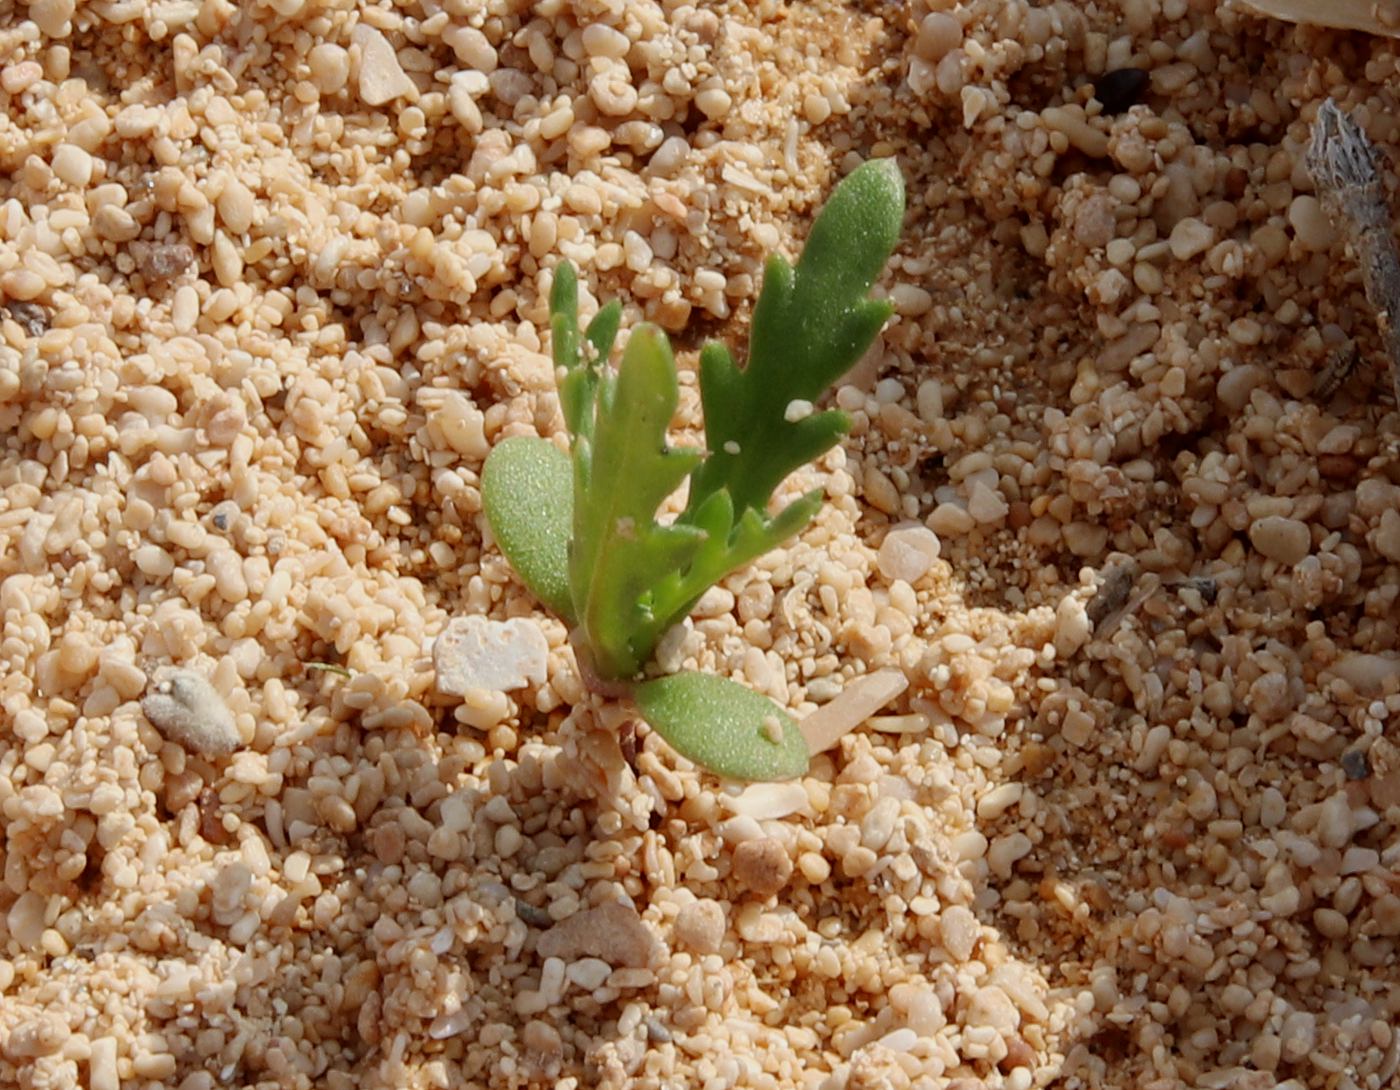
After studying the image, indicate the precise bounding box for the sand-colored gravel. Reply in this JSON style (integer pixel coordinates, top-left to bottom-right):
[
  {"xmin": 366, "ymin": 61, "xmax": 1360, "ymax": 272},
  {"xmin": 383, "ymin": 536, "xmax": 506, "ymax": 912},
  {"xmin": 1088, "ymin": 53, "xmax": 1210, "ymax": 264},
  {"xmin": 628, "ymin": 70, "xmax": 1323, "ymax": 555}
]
[{"xmin": 1, "ymin": 1, "xmax": 1398, "ymax": 1088}]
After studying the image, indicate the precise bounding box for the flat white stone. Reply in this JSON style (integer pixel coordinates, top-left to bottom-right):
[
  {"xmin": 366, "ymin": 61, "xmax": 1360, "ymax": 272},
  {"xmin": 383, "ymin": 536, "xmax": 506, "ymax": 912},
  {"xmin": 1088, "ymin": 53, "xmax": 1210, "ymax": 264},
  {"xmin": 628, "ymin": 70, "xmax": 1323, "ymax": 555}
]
[
  {"xmin": 434, "ymin": 616, "xmax": 548, "ymax": 695},
  {"xmin": 353, "ymin": 25, "xmax": 417, "ymax": 106}
]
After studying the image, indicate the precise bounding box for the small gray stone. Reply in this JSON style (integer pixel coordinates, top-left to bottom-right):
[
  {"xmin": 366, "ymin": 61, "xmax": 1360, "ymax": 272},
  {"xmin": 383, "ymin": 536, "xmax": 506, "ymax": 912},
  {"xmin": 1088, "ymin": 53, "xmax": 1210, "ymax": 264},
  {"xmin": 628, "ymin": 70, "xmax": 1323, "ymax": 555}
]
[
  {"xmin": 141, "ymin": 670, "xmax": 240, "ymax": 756},
  {"xmin": 433, "ymin": 615, "xmax": 548, "ymax": 695}
]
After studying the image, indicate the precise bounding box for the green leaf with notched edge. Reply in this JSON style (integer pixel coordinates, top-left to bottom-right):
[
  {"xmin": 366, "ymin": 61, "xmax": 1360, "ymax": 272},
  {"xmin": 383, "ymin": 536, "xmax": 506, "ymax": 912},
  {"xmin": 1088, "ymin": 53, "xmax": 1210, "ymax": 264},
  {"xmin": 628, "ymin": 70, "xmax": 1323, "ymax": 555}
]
[
  {"xmin": 571, "ymin": 325, "xmax": 705, "ymax": 680},
  {"xmin": 647, "ymin": 486, "xmax": 824, "ymax": 632},
  {"xmin": 481, "ymin": 435, "xmax": 575, "ymax": 622},
  {"xmin": 686, "ymin": 158, "xmax": 905, "ymax": 519},
  {"xmin": 635, "ymin": 671, "xmax": 810, "ymax": 782}
]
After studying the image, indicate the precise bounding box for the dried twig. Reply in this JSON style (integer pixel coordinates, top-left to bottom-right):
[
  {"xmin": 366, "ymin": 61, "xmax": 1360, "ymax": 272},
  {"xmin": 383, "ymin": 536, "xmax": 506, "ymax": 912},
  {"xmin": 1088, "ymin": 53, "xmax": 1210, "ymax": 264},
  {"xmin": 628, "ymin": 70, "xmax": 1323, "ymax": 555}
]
[{"xmin": 1307, "ymin": 100, "xmax": 1400, "ymax": 406}]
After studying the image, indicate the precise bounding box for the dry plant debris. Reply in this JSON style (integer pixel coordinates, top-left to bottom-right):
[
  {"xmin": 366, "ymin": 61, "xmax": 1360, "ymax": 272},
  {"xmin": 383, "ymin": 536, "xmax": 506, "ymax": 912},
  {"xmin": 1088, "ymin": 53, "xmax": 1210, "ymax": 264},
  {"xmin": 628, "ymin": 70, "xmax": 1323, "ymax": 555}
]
[
  {"xmin": 1307, "ymin": 98, "xmax": 1400, "ymax": 406},
  {"xmin": 0, "ymin": 1, "xmax": 1398, "ymax": 1089},
  {"xmin": 1240, "ymin": 0, "xmax": 1400, "ymax": 37}
]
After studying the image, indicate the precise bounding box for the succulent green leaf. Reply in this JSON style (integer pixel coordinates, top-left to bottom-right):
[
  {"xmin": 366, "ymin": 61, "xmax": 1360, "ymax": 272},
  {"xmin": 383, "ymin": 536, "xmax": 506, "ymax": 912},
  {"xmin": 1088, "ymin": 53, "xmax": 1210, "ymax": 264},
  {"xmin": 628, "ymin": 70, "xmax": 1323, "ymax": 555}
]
[
  {"xmin": 552, "ymin": 263, "xmax": 594, "ymax": 439},
  {"xmin": 648, "ymin": 488, "xmax": 823, "ymax": 630},
  {"xmin": 635, "ymin": 671, "xmax": 810, "ymax": 782},
  {"xmin": 585, "ymin": 300, "xmax": 622, "ymax": 364},
  {"xmin": 481, "ymin": 436, "xmax": 575, "ymax": 621},
  {"xmin": 687, "ymin": 158, "xmax": 905, "ymax": 517},
  {"xmin": 571, "ymin": 325, "xmax": 705, "ymax": 679}
]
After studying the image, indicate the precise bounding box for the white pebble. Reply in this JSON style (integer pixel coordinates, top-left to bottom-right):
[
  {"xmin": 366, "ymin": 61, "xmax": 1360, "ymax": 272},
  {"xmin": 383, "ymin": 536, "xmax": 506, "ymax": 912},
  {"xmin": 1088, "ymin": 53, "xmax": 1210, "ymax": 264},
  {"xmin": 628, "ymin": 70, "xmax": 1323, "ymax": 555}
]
[
  {"xmin": 877, "ymin": 525, "xmax": 941, "ymax": 583},
  {"xmin": 1316, "ymin": 792, "xmax": 1354, "ymax": 850},
  {"xmin": 1054, "ymin": 596, "xmax": 1092, "ymax": 657},
  {"xmin": 434, "ymin": 616, "xmax": 548, "ymax": 695},
  {"xmin": 566, "ymin": 957, "xmax": 612, "ymax": 992},
  {"xmin": 580, "ymin": 23, "xmax": 629, "ymax": 59},
  {"xmin": 916, "ymin": 380, "xmax": 944, "ymax": 422},
  {"xmin": 928, "ymin": 501, "xmax": 975, "ymax": 536},
  {"xmin": 90, "ymin": 1037, "xmax": 119, "ymax": 1090},
  {"xmin": 141, "ymin": 670, "xmax": 240, "ymax": 755},
  {"xmin": 987, "ymin": 831, "xmax": 1033, "ymax": 876},
  {"xmin": 51, "ymin": 143, "xmax": 92, "ymax": 187},
  {"xmin": 968, "ymin": 482, "xmax": 1009, "ymax": 523},
  {"xmin": 966, "ymin": 985, "xmax": 1020, "ymax": 1035},
  {"xmin": 939, "ymin": 904, "xmax": 978, "ymax": 960},
  {"xmin": 726, "ymin": 781, "xmax": 809, "ymax": 821},
  {"xmin": 1331, "ymin": 652, "xmax": 1399, "ymax": 697},
  {"xmin": 1288, "ymin": 194, "xmax": 1335, "ymax": 252},
  {"xmin": 1374, "ymin": 509, "xmax": 1400, "ymax": 563},
  {"xmin": 353, "ymin": 25, "xmax": 417, "ymax": 106},
  {"xmin": 31, "ymin": 0, "xmax": 76, "ymax": 36},
  {"xmin": 1168, "ymin": 216, "xmax": 1215, "ymax": 260}
]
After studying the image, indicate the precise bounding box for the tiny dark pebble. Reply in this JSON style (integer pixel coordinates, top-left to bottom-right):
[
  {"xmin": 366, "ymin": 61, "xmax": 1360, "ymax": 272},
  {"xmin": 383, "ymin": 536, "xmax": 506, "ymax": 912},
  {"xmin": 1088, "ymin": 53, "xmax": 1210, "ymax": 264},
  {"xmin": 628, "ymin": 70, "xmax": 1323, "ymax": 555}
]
[
  {"xmin": 1087, "ymin": 559, "xmax": 1138, "ymax": 629},
  {"xmin": 1341, "ymin": 749, "xmax": 1371, "ymax": 781},
  {"xmin": 1317, "ymin": 453, "xmax": 1361, "ymax": 480},
  {"xmin": 199, "ymin": 786, "xmax": 232, "ymax": 845},
  {"xmin": 4, "ymin": 301, "xmax": 49, "ymax": 336},
  {"xmin": 1180, "ymin": 575, "xmax": 1218, "ymax": 605},
  {"xmin": 999, "ymin": 1035, "xmax": 1038, "ymax": 1072},
  {"xmin": 210, "ymin": 501, "xmax": 239, "ymax": 533},
  {"xmin": 514, "ymin": 899, "xmax": 553, "ymax": 928},
  {"xmin": 645, "ymin": 1017, "xmax": 672, "ymax": 1043},
  {"xmin": 618, "ymin": 718, "xmax": 638, "ymax": 767},
  {"xmin": 1094, "ymin": 68, "xmax": 1149, "ymax": 115},
  {"xmin": 135, "ymin": 241, "xmax": 195, "ymax": 285},
  {"xmin": 918, "ymin": 451, "xmax": 946, "ymax": 481}
]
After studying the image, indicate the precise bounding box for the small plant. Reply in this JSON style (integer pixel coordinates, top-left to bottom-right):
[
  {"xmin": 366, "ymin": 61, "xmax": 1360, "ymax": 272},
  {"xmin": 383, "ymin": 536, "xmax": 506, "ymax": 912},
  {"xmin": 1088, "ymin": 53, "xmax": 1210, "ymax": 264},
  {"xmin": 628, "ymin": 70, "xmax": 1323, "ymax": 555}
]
[{"xmin": 482, "ymin": 159, "xmax": 905, "ymax": 781}]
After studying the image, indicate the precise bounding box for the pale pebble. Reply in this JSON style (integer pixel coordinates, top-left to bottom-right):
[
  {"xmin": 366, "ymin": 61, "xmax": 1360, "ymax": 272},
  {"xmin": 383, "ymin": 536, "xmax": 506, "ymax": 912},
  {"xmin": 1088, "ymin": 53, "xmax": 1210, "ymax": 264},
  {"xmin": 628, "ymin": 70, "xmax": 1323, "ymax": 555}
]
[
  {"xmin": 353, "ymin": 25, "xmax": 417, "ymax": 105},
  {"xmin": 928, "ymin": 501, "xmax": 975, "ymax": 536},
  {"xmin": 940, "ymin": 905, "xmax": 978, "ymax": 960},
  {"xmin": 878, "ymin": 524, "xmax": 941, "ymax": 583},
  {"xmin": 1248, "ymin": 515, "xmax": 1310, "ymax": 565},
  {"xmin": 673, "ymin": 899, "xmax": 725, "ymax": 955},
  {"xmin": 433, "ymin": 615, "xmax": 548, "ymax": 695},
  {"xmin": 537, "ymin": 901, "xmax": 658, "ymax": 967},
  {"xmin": 965, "ymin": 985, "xmax": 1020, "ymax": 1035},
  {"xmin": 1330, "ymin": 652, "xmax": 1398, "ymax": 697},
  {"xmin": 967, "ymin": 481, "xmax": 1009, "ymax": 524},
  {"xmin": 1374, "ymin": 509, "xmax": 1400, "ymax": 562},
  {"xmin": 1168, "ymin": 216, "xmax": 1215, "ymax": 260},
  {"xmin": 1216, "ymin": 363, "xmax": 1267, "ymax": 411}
]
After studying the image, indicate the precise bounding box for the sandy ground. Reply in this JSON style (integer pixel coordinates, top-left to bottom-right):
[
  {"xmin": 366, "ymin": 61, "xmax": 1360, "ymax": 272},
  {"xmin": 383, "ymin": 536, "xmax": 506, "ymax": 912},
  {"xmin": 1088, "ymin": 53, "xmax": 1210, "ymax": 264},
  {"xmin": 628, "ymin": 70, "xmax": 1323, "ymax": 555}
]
[{"xmin": 1, "ymin": 0, "xmax": 1399, "ymax": 1088}]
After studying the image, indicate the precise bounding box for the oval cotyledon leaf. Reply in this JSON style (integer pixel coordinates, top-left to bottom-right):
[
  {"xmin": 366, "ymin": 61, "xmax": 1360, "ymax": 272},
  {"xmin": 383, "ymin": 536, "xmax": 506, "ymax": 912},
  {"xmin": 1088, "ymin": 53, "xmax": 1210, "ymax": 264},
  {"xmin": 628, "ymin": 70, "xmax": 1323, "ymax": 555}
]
[
  {"xmin": 634, "ymin": 671, "xmax": 810, "ymax": 782},
  {"xmin": 481, "ymin": 435, "xmax": 575, "ymax": 622}
]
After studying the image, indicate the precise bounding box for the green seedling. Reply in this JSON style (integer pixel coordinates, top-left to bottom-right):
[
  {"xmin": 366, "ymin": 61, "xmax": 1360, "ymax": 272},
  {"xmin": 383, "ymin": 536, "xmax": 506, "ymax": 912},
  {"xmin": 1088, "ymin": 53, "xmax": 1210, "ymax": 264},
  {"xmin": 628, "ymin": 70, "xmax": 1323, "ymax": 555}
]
[{"xmin": 482, "ymin": 159, "xmax": 905, "ymax": 781}]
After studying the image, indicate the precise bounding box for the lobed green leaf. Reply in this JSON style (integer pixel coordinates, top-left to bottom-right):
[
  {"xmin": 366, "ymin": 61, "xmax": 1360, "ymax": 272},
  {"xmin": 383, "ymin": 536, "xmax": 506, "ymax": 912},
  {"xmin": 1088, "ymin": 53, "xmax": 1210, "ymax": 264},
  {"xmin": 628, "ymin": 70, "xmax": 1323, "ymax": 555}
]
[
  {"xmin": 570, "ymin": 325, "xmax": 705, "ymax": 680},
  {"xmin": 687, "ymin": 158, "xmax": 905, "ymax": 518}
]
